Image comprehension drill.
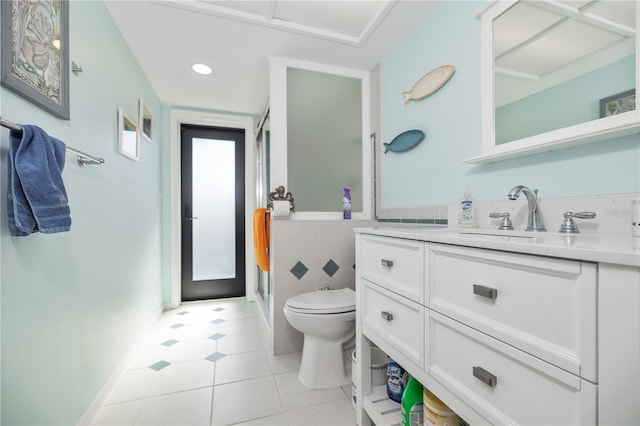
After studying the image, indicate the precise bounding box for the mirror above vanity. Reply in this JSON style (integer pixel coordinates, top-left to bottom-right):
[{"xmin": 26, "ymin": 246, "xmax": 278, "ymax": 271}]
[{"xmin": 468, "ymin": 0, "xmax": 639, "ymax": 164}]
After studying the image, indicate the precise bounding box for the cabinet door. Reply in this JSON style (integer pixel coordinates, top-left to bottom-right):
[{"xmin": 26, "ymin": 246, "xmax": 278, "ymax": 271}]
[
  {"xmin": 429, "ymin": 243, "xmax": 596, "ymax": 381},
  {"xmin": 362, "ymin": 281, "xmax": 424, "ymax": 367},
  {"xmin": 360, "ymin": 235, "xmax": 424, "ymax": 303},
  {"xmin": 428, "ymin": 311, "xmax": 596, "ymax": 426}
]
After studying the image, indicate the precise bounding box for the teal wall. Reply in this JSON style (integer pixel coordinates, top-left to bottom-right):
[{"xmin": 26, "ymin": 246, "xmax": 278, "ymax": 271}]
[
  {"xmin": 381, "ymin": 1, "xmax": 640, "ymax": 207},
  {"xmin": 0, "ymin": 2, "xmax": 164, "ymax": 425}
]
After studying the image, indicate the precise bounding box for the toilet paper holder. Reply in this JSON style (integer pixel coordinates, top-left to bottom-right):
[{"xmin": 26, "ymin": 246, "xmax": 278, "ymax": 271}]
[{"xmin": 268, "ymin": 185, "xmax": 295, "ymax": 212}]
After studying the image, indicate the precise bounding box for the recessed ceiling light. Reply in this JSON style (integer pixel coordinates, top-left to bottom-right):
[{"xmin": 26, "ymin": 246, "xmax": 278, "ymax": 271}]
[{"xmin": 192, "ymin": 63, "xmax": 213, "ymax": 75}]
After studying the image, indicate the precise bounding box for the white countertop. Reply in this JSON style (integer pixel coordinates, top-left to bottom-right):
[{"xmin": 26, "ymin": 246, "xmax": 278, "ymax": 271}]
[{"xmin": 354, "ymin": 225, "xmax": 640, "ymax": 267}]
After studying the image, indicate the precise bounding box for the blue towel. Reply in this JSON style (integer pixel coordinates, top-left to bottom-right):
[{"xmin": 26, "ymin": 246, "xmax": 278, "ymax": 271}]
[{"xmin": 7, "ymin": 124, "xmax": 71, "ymax": 235}]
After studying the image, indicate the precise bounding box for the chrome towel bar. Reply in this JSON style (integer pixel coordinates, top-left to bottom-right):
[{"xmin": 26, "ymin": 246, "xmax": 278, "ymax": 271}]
[{"xmin": 0, "ymin": 116, "xmax": 105, "ymax": 167}]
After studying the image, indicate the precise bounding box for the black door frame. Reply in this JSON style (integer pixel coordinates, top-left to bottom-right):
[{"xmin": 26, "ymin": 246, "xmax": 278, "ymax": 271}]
[{"xmin": 180, "ymin": 124, "xmax": 246, "ymax": 301}]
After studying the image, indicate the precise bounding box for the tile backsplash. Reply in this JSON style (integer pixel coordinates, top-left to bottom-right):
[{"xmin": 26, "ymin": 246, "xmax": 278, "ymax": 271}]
[{"xmin": 448, "ymin": 192, "xmax": 640, "ymax": 235}]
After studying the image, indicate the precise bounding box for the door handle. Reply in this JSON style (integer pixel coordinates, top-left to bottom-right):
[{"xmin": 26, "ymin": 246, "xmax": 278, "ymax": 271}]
[{"xmin": 184, "ymin": 204, "xmax": 198, "ymax": 221}]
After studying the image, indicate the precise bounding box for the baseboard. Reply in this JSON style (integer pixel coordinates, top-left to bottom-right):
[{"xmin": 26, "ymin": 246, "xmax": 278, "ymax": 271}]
[{"xmin": 75, "ymin": 304, "xmax": 165, "ymax": 425}]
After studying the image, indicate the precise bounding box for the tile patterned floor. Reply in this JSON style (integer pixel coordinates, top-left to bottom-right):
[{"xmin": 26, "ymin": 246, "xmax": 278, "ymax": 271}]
[{"xmin": 89, "ymin": 298, "xmax": 356, "ymax": 426}]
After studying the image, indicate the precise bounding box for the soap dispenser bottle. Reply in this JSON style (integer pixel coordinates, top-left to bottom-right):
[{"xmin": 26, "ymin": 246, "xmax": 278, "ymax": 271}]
[{"xmin": 459, "ymin": 188, "xmax": 477, "ymax": 228}]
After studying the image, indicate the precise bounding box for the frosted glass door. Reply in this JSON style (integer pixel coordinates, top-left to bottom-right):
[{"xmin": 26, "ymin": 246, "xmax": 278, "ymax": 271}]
[
  {"xmin": 192, "ymin": 137, "xmax": 235, "ymax": 281},
  {"xmin": 181, "ymin": 124, "xmax": 245, "ymax": 301}
]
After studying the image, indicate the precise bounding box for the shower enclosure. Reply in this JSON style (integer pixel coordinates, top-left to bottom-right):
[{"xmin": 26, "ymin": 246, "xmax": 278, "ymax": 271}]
[{"xmin": 255, "ymin": 106, "xmax": 271, "ymax": 319}]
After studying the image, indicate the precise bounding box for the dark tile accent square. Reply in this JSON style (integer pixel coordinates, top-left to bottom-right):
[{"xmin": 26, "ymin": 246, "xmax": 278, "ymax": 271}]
[
  {"xmin": 211, "ymin": 319, "xmax": 225, "ymax": 325},
  {"xmin": 290, "ymin": 261, "xmax": 309, "ymax": 280},
  {"xmin": 323, "ymin": 259, "xmax": 339, "ymax": 277},
  {"xmin": 209, "ymin": 333, "xmax": 226, "ymax": 341},
  {"xmin": 161, "ymin": 339, "xmax": 178, "ymax": 347},
  {"xmin": 149, "ymin": 360, "xmax": 170, "ymax": 371},
  {"xmin": 169, "ymin": 323, "xmax": 185, "ymax": 329},
  {"xmin": 213, "ymin": 307, "xmax": 225, "ymax": 312},
  {"xmin": 206, "ymin": 352, "xmax": 226, "ymax": 362},
  {"xmin": 176, "ymin": 311, "xmax": 189, "ymax": 316}
]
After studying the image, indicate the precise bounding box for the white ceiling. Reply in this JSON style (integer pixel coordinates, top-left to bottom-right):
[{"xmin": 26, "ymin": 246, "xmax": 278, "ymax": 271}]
[{"xmin": 104, "ymin": 0, "xmax": 438, "ymax": 116}]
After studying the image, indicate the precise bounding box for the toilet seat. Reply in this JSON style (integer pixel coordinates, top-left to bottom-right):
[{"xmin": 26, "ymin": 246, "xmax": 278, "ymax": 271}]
[{"xmin": 285, "ymin": 288, "xmax": 355, "ymax": 314}]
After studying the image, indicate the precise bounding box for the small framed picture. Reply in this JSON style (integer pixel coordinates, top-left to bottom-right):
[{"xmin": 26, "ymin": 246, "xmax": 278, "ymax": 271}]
[
  {"xmin": 139, "ymin": 98, "xmax": 153, "ymax": 143},
  {"xmin": 599, "ymin": 89, "xmax": 636, "ymax": 118},
  {"xmin": 118, "ymin": 108, "xmax": 140, "ymax": 161}
]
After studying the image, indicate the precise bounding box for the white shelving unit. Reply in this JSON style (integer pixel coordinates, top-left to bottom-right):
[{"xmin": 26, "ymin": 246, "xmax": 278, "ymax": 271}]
[{"xmin": 362, "ymin": 385, "xmax": 402, "ymax": 426}]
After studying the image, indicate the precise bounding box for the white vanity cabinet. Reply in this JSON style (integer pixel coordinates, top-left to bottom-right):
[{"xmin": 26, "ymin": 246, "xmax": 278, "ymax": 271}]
[
  {"xmin": 355, "ymin": 230, "xmax": 640, "ymax": 426},
  {"xmin": 429, "ymin": 243, "xmax": 597, "ymax": 381}
]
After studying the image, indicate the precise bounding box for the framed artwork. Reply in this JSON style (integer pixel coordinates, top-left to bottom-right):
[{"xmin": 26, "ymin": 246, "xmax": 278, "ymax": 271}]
[
  {"xmin": 118, "ymin": 108, "xmax": 140, "ymax": 161},
  {"xmin": 139, "ymin": 98, "xmax": 153, "ymax": 143},
  {"xmin": 599, "ymin": 89, "xmax": 636, "ymax": 118},
  {"xmin": 1, "ymin": 0, "xmax": 70, "ymax": 119}
]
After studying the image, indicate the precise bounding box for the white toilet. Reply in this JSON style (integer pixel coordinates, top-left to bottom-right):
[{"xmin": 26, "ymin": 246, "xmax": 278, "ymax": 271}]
[{"xmin": 283, "ymin": 287, "xmax": 356, "ymax": 389}]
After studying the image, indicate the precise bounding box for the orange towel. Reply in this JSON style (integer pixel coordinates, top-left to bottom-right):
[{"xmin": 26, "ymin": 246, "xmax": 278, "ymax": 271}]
[{"xmin": 253, "ymin": 208, "xmax": 270, "ymax": 272}]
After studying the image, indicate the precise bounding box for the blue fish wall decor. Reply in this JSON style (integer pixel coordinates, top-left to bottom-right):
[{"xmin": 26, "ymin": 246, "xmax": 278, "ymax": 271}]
[{"xmin": 384, "ymin": 129, "xmax": 425, "ymax": 153}]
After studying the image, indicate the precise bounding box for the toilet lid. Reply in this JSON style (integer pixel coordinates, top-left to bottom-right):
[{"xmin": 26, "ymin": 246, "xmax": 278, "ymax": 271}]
[{"xmin": 286, "ymin": 288, "xmax": 355, "ymax": 314}]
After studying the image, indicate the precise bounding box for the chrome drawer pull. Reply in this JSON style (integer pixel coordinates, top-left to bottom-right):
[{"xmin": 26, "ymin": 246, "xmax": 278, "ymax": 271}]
[
  {"xmin": 381, "ymin": 259, "xmax": 394, "ymax": 267},
  {"xmin": 473, "ymin": 284, "xmax": 498, "ymax": 299},
  {"xmin": 381, "ymin": 311, "xmax": 394, "ymax": 321},
  {"xmin": 473, "ymin": 366, "xmax": 497, "ymax": 387}
]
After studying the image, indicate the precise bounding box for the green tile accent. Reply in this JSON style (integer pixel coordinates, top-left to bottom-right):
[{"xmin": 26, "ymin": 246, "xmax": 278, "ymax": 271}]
[
  {"xmin": 149, "ymin": 360, "xmax": 170, "ymax": 371},
  {"xmin": 206, "ymin": 352, "xmax": 226, "ymax": 362}
]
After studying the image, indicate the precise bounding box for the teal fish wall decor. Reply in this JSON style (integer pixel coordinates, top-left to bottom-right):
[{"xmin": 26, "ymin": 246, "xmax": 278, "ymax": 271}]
[{"xmin": 384, "ymin": 130, "xmax": 425, "ymax": 153}]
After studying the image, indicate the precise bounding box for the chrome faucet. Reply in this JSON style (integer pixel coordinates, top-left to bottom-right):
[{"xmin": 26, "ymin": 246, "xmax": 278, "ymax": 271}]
[{"xmin": 508, "ymin": 185, "xmax": 546, "ymax": 232}]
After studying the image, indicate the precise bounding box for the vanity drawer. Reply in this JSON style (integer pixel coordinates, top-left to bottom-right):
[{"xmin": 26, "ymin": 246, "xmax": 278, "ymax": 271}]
[
  {"xmin": 362, "ymin": 281, "xmax": 423, "ymax": 367},
  {"xmin": 428, "ymin": 311, "xmax": 596, "ymax": 426},
  {"xmin": 428, "ymin": 243, "xmax": 596, "ymax": 381},
  {"xmin": 360, "ymin": 235, "xmax": 424, "ymax": 303}
]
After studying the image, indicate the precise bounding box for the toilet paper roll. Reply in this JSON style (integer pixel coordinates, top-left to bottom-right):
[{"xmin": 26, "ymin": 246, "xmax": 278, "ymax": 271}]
[{"xmin": 271, "ymin": 200, "xmax": 291, "ymax": 218}]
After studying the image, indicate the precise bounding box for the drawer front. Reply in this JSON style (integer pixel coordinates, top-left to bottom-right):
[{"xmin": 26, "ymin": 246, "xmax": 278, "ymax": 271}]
[
  {"xmin": 362, "ymin": 281, "xmax": 423, "ymax": 367},
  {"xmin": 428, "ymin": 311, "xmax": 596, "ymax": 426},
  {"xmin": 429, "ymin": 243, "xmax": 596, "ymax": 381},
  {"xmin": 360, "ymin": 235, "xmax": 424, "ymax": 303}
]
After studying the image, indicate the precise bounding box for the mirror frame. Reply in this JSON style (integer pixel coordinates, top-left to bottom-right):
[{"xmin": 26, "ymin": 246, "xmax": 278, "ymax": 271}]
[
  {"xmin": 467, "ymin": 0, "xmax": 640, "ymax": 164},
  {"xmin": 269, "ymin": 57, "xmax": 371, "ymax": 220}
]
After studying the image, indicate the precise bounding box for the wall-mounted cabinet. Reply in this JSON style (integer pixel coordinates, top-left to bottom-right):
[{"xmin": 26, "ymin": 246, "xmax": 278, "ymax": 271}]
[{"xmin": 467, "ymin": 0, "xmax": 640, "ymax": 164}]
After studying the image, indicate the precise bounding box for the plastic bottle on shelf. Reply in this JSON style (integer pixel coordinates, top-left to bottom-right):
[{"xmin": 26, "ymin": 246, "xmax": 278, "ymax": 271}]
[
  {"xmin": 401, "ymin": 376, "xmax": 424, "ymax": 426},
  {"xmin": 386, "ymin": 358, "xmax": 408, "ymax": 403}
]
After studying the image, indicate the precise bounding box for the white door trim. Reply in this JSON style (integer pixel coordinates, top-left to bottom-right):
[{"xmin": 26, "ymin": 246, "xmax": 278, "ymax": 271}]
[{"xmin": 169, "ymin": 109, "xmax": 256, "ymax": 308}]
